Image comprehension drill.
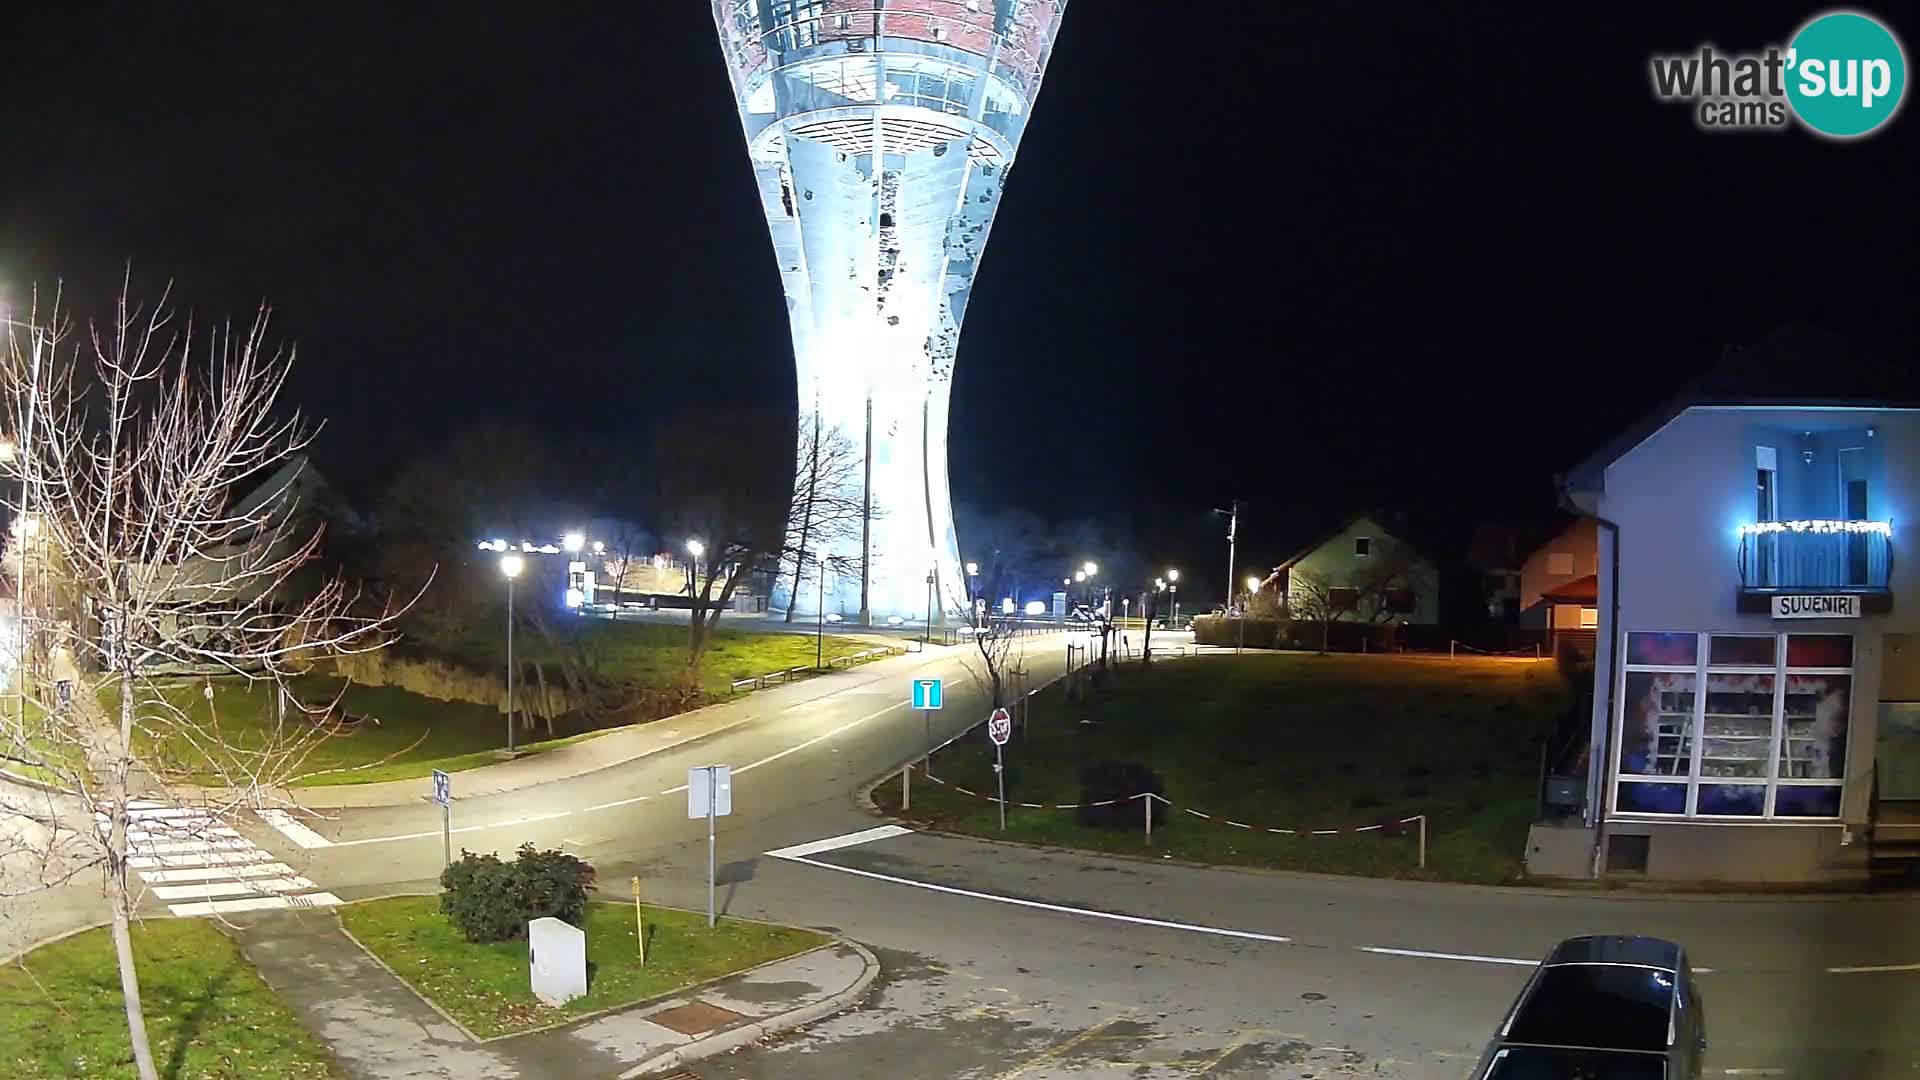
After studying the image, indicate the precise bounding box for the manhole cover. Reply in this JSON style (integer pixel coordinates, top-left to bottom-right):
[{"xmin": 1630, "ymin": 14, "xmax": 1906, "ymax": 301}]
[{"xmin": 648, "ymin": 1000, "xmax": 747, "ymax": 1035}]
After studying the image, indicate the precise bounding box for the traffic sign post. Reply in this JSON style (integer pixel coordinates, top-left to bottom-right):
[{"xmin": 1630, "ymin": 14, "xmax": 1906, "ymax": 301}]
[
  {"xmin": 688, "ymin": 765, "xmax": 732, "ymax": 928},
  {"xmin": 912, "ymin": 678, "xmax": 943, "ymax": 773},
  {"xmin": 431, "ymin": 769, "xmax": 452, "ymax": 868},
  {"xmin": 988, "ymin": 707, "xmax": 1011, "ymax": 832}
]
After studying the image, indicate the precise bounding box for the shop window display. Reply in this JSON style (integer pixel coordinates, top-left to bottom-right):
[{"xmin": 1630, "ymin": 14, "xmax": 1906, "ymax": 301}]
[{"xmin": 1614, "ymin": 632, "xmax": 1848, "ymax": 819}]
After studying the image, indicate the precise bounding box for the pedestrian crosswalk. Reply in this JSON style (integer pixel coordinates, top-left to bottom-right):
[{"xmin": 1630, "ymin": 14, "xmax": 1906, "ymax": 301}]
[{"xmin": 101, "ymin": 800, "xmax": 341, "ymax": 917}]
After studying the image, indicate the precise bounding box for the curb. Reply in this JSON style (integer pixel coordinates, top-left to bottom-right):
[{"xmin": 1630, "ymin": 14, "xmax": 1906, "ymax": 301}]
[{"xmin": 616, "ymin": 940, "xmax": 880, "ymax": 1080}]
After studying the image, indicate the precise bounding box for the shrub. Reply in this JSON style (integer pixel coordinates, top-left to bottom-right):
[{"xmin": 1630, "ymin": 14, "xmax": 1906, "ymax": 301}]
[
  {"xmin": 1076, "ymin": 760, "xmax": 1164, "ymax": 831},
  {"xmin": 439, "ymin": 844, "xmax": 597, "ymax": 944}
]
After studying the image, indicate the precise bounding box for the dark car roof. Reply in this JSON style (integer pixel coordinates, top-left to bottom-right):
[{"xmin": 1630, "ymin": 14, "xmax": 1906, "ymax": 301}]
[
  {"xmin": 1484, "ymin": 1046, "xmax": 1667, "ymax": 1079},
  {"xmin": 1506, "ymin": 965, "xmax": 1676, "ymax": 1054},
  {"xmin": 1546, "ymin": 935, "xmax": 1680, "ymax": 970}
]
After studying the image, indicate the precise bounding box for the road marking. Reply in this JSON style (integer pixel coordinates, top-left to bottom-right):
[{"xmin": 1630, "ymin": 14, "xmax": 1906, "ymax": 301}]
[
  {"xmin": 138, "ymin": 862, "xmax": 305, "ymax": 884},
  {"xmin": 582, "ymin": 795, "xmax": 651, "ymax": 812},
  {"xmin": 1826, "ymin": 961, "xmax": 1920, "ymax": 974},
  {"xmin": 166, "ymin": 892, "xmax": 343, "ymax": 917},
  {"xmin": 327, "ymin": 811, "xmax": 570, "ymax": 848},
  {"xmin": 259, "ymin": 809, "xmax": 335, "ymax": 849},
  {"xmin": 769, "ymin": 853, "xmax": 1290, "ymax": 944},
  {"xmin": 130, "ymin": 849, "xmax": 276, "ymax": 870},
  {"xmin": 737, "ymin": 701, "xmax": 910, "ymax": 777},
  {"xmin": 996, "ymin": 1014, "xmax": 1132, "ymax": 1079},
  {"xmin": 765, "ymin": 825, "xmax": 911, "ymax": 860},
  {"xmin": 1357, "ymin": 946, "xmax": 1537, "ymax": 967},
  {"xmin": 151, "ymin": 876, "xmax": 317, "ymax": 901}
]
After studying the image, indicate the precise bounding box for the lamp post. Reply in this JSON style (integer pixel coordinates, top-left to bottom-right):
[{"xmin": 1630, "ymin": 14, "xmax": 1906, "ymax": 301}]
[
  {"xmin": 499, "ymin": 554, "xmax": 525, "ymax": 752},
  {"xmin": 685, "ymin": 538, "xmax": 704, "ymax": 598},
  {"xmin": 1166, "ymin": 568, "xmax": 1179, "ymax": 628},
  {"xmin": 966, "ymin": 561, "xmax": 979, "ymax": 623}
]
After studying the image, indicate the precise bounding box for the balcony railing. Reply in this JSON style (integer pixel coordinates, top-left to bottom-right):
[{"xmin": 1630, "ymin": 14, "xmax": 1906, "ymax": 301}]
[{"xmin": 1737, "ymin": 521, "xmax": 1892, "ymax": 591}]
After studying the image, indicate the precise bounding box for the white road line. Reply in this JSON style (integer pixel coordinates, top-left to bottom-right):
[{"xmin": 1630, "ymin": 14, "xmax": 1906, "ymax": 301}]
[
  {"xmin": 167, "ymin": 892, "xmax": 342, "ymax": 917},
  {"xmin": 137, "ymin": 862, "xmax": 303, "ymax": 884},
  {"xmin": 259, "ymin": 809, "xmax": 335, "ymax": 849},
  {"xmin": 151, "ymin": 876, "xmax": 317, "ymax": 901},
  {"xmin": 770, "ymin": 853, "xmax": 1291, "ymax": 945},
  {"xmin": 1356, "ymin": 946, "xmax": 1538, "ymax": 967},
  {"xmin": 582, "ymin": 795, "xmax": 651, "ymax": 812},
  {"xmin": 1826, "ymin": 961, "xmax": 1920, "ymax": 974},
  {"xmin": 327, "ymin": 811, "xmax": 570, "ymax": 848},
  {"xmin": 765, "ymin": 825, "xmax": 912, "ymax": 860},
  {"xmin": 130, "ymin": 849, "xmax": 276, "ymax": 871},
  {"xmin": 735, "ymin": 702, "xmax": 909, "ymax": 776},
  {"xmin": 131, "ymin": 839, "xmax": 259, "ymax": 857}
]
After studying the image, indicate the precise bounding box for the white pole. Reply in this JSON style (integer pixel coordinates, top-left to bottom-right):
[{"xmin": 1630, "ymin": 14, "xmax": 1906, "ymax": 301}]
[
  {"xmin": 706, "ymin": 770, "xmax": 717, "ymax": 928},
  {"xmin": 995, "ymin": 742, "xmax": 1006, "ymax": 832},
  {"xmin": 442, "ymin": 803, "xmax": 451, "ymax": 869},
  {"xmin": 1418, "ymin": 815, "xmax": 1427, "ymax": 869},
  {"xmin": 506, "ymin": 577, "xmax": 516, "ymax": 753},
  {"xmin": 901, "ymin": 762, "xmax": 910, "ymax": 811}
]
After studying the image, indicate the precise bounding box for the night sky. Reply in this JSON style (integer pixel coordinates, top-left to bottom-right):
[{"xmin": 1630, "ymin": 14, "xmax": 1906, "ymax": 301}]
[{"xmin": 3, "ymin": 3, "xmax": 1912, "ymax": 581}]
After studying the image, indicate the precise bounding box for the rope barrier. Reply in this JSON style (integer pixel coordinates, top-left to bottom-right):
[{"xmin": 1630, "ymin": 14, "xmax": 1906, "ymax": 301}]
[
  {"xmin": 911, "ymin": 765, "xmax": 1423, "ymax": 836},
  {"xmin": 1448, "ymin": 639, "xmax": 1542, "ymax": 659}
]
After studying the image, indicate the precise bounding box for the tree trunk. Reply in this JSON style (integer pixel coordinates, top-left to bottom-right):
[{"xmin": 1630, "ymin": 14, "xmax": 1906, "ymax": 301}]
[
  {"xmin": 1321, "ymin": 618, "xmax": 1331, "ymax": 655},
  {"xmin": 1142, "ymin": 601, "xmax": 1154, "ymax": 665},
  {"xmin": 111, "ymin": 664, "xmax": 160, "ymax": 1080}
]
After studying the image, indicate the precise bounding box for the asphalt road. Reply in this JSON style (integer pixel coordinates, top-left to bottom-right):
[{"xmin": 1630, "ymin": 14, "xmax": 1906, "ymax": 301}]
[{"xmin": 8, "ymin": 629, "xmax": 1918, "ymax": 1077}]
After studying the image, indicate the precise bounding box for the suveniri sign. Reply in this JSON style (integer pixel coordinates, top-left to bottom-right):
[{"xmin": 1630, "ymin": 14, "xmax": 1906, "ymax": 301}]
[{"xmin": 1773, "ymin": 594, "xmax": 1862, "ymax": 619}]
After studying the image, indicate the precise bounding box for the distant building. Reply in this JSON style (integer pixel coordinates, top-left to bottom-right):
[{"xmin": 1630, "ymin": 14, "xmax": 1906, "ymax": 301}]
[
  {"xmin": 1519, "ymin": 518, "xmax": 1600, "ymax": 656},
  {"xmin": 1550, "ymin": 325, "xmax": 1920, "ymax": 885},
  {"xmin": 1273, "ymin": 513, "xmax": 1441, "ymax": 626}
]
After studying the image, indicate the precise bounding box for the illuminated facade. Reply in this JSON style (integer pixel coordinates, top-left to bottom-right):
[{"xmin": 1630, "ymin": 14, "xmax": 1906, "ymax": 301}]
[{"xmin": 710, "ymin": 1, "xmax": 1069, "ymax": 621}]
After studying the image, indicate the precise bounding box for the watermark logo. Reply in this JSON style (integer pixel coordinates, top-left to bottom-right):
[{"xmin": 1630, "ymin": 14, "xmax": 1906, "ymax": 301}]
[{"xmin": 1650, "ymin": 9, "xmax": 1907, "ymax": 138}]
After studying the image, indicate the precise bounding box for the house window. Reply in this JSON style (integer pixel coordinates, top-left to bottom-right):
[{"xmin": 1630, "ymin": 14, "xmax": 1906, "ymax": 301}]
[
  {"xmin": 1353, "ymin": 537, "xmax": 1372, "ymax": 557},
  {"xmin": 1328, "ymin": 587, "xmax": 1359, "ymax": 612},
  {"xmin": 1613, "ymin": 631, "xmax": 1849, "ymax": 820},
  {"xmin": 1579, "ymin": 606, "xmax": 1598, "ymax": 629},
  {"xmin": 1548, "ymin": 551, "xmax": 1574, "ymax": 577},
  {"xmin": 1384, "ymin": 588, "xmax": 1416, "ymax": 614}
]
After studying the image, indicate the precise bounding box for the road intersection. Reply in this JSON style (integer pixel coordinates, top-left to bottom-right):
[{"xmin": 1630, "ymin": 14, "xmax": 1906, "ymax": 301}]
[{"xmin": 5, "ymin": 630, "xmax": 1917, "ymax": 1077}]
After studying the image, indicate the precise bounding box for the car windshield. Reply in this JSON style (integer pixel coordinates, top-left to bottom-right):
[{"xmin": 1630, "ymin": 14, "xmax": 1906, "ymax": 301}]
[
  {"xmin": 1486, "ymin": 1045, "xmax": 1666, "ymax": 1079},
  {"xmin": 1506, "ymin": 965, "xmax": 1674, "ymax": 1052}
]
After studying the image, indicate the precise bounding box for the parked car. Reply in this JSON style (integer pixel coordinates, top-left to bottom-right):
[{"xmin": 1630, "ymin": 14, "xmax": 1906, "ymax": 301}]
[{"xmin": 1469, "ymin": 935, "xmax": 1705, "ymax": 1079}]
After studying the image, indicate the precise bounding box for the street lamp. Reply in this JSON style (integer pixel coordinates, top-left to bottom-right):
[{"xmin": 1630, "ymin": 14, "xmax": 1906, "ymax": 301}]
[
  {"xmin": 1166, "ymin": 568, "xmax": 1180, "ymax": 627},
  {"xmin": 499, "ymin": 554, "xmax": 525, "ymax": 752},
  {"xmin": 686, "ymin": 538, "xmax": 704, "ymax": 597},
  {"xmin": 562, "ymin": 531, "xmax": 585, "ymax": 554}
]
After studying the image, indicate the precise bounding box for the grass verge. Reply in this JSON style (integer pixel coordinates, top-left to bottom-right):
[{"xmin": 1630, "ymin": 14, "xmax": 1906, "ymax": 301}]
[
  {"xmin": 876, "ymin": 653, "xmax": 1568, "ymax": 884},
  {"xmin": 0, "ymin": 920, "xmax": 338, "ymax": 1080},
  {"xmin": 338, "ymin": 896, "xmax": 829, "ymax": 1039}
]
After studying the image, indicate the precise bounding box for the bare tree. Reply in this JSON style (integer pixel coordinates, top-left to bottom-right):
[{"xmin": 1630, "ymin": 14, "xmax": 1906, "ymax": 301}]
[
  {"xmin": 652, "ymin": 411, "xmax": 788, "ymax": 674},
  {"xmin": 1348, "ymin": 545, "xmax": 1425, "ymax": 623},
  {"xmin": 777, "ymin": 413, "xmax": 864, "ymax": 623},
  {"xmin": 0, "ymin": 281, "xmax": 405, "ymax": 1080},
  {"xmin": 1285, "ymin": 569, "xmax": 1346, "ymax": 654},
  {"xmin": 948, "ymin": 583, "xmax": 1023, "ymax": 718}
]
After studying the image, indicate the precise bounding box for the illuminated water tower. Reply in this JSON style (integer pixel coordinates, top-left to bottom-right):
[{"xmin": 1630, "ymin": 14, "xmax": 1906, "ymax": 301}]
[{"xmin": 710, "ymin": 1, "xmax": 1070, "ymax": 623}]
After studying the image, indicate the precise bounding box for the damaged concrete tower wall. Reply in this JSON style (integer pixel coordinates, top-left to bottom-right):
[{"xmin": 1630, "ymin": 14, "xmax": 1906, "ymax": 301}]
[{"xmin": 711, "ymin": 0, "xmax": 1069, "ymax": 622}]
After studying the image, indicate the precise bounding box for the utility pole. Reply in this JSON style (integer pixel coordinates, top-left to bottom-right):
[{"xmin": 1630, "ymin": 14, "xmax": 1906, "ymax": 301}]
[
  {"xmin": 859, "ymin": 396, "xmax": 873, "ymax": 627},
  {"xmin": 1219, "ymin": 499, "xmax": 1241, "ymax": 616}
]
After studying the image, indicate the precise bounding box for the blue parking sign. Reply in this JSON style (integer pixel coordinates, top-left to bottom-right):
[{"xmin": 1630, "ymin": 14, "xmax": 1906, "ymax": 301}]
[{"xmin": 911, "ymin": 678, "xmax": 943, "ymax": 710}]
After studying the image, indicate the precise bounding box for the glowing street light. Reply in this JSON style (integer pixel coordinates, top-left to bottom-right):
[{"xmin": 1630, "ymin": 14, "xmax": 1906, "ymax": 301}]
[
  {"xmin": 500, "ymin": 554, "xmax": 524, "ymax": 753},
  {"xmin": 562, "ymin": 532, "xmax": 585, "ymax": 554},
  {"xmin": 1166, "ymin": 568, "xmax": 1181, "ymax": 627},
  {"xmin": 686, "ymin": 538, "xmax": 705, "ymax": 558}
]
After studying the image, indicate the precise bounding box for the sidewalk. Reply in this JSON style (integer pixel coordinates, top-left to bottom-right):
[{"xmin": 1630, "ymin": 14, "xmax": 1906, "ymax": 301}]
[
  {"xmin": 227, "ymin": 908, "xmax": 878, "ymax": 1080},
  {"xmin": 290, "ymin": 643, "xmax": 969, "ymax": 809}
]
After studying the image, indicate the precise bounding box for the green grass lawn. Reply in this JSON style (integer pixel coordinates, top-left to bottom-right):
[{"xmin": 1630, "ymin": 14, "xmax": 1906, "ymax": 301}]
[
  {"xmin": 876, "ymin": 653, "xmax": 1570, "ymax": 884},
  {"xmin": 412, "ymin": 618, "xmax": 883, "ymax": 697},
  {"xmin": 103, "ymin": 620, "xmax": 890, "ymax": 789},
  {"xmin": 338, "ymin": 896, "xmax": 829, "ymax": 1038},
  {"xmin": 0, "ymin": 920, "xmax": 338, "ymax": 1080}
]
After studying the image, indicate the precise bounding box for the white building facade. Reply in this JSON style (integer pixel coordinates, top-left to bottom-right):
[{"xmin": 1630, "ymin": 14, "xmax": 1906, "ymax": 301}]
[{"xmin": 1564, "ymin": 384, "xmax": 1920, "ymax": 882}]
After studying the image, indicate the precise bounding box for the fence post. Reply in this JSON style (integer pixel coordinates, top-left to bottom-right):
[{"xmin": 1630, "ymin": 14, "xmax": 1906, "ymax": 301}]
[
  {"xmin": 1449, "ymin": 640, "xmax": 1455, "ymax": 660},
  {"xmin": 1418, "ymin": 815, "xmax": 1427, "ymax": 869},
  {"xmin": 901, "ymin": 762, "xmax": 911, "ymax": 811},
  {"xmin": 1142, "ymin": 793, "xmax": 1152, "ymax": 844}
]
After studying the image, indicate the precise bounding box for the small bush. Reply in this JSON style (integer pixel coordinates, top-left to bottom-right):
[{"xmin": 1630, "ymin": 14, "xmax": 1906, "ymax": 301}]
[
  {"xmin": 1076, "ymin": 760, "xmax": 1164, "ymax": 830},
  {"xmin": 439, "ymin": 843, "xmax": 597, "ymax": 944}
]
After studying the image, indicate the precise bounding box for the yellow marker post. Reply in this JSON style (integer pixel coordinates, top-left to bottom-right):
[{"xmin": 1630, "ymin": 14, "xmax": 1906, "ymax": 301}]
[{"xmin": 631, "ymin": 875, "xmax": 646, "ymax": 967}]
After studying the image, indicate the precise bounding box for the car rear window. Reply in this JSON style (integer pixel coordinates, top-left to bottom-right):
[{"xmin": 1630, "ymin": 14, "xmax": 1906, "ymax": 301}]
[
  {"xmin": 1485, "ymin": 1046, "xmax": 1665, "ymax": 1079},
  {"xmin": 1506, "ymin": 966, "xmax": 1674, "ymax": 1052}
]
